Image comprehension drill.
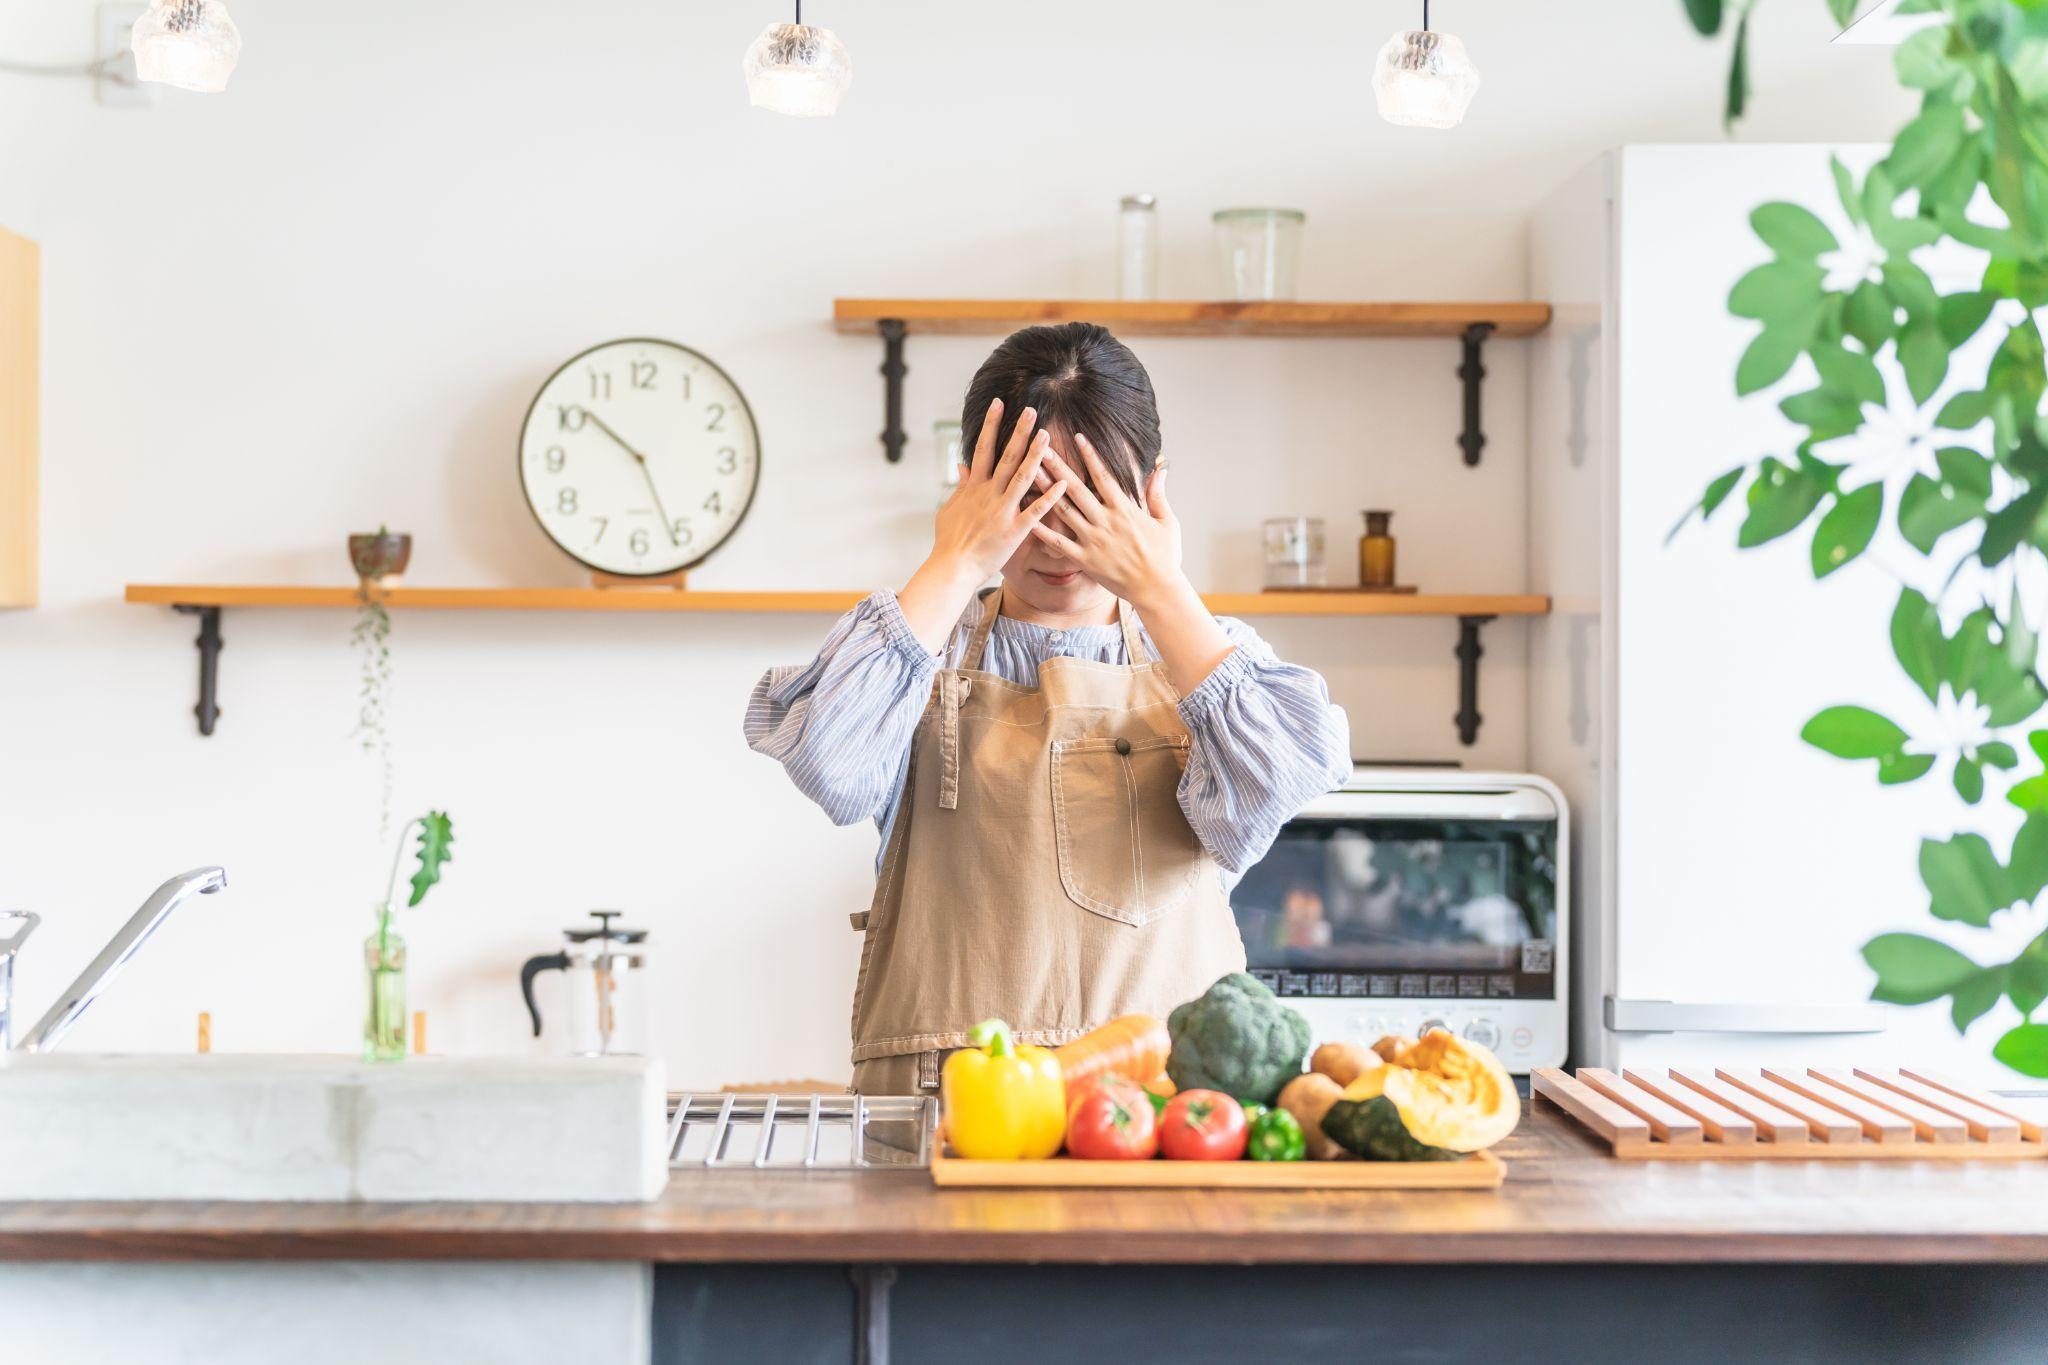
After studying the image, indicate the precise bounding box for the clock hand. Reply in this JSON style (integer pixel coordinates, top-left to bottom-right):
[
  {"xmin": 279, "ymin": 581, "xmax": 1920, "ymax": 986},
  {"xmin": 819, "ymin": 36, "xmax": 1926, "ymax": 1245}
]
[{"xmin": 579, "ymin": 408, "xmax": 682, "ymax": 548}]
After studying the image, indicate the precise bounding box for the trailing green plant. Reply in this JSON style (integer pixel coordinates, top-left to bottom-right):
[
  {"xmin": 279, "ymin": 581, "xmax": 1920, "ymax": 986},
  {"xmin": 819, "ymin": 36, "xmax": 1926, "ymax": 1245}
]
[
  {"xmin": 351, "ymin": 583, "xmax": 393, "ymax": 834},
  {"xmin": 1674, "ymin": 0, "xmax": 2048, "ymax": 1075}
]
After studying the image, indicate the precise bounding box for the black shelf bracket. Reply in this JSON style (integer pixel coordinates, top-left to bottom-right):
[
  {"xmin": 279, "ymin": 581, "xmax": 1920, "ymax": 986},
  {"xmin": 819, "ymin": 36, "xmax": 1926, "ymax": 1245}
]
[
  {"xmin": 1458, "ymin": 321, "xmax": 1495, "ymax": 467},
  {"xmin": 1454, "ymin": 614, "xmax": 1495, "ymax": 747},
  {"xmin": 173, "ymin": 605, "xmax": 224, "ymax": 737},
  {"xmin": 877, "ymin": 319, "xmax": 908, "ymax": 463}
]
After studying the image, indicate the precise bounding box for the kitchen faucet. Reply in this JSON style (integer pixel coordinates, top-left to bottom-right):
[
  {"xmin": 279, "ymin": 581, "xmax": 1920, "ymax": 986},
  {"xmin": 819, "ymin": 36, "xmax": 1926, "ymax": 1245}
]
[{"xmin": 9, "ymin": 866, "xmax": 226, "ymax": 1053}]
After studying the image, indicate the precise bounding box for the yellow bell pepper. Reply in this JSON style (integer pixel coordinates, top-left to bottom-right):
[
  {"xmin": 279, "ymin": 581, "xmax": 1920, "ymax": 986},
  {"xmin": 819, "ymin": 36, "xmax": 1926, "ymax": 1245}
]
[{"xmin": 941, "ymin": 1018, "xmax": 1067, "ymax": 1160}]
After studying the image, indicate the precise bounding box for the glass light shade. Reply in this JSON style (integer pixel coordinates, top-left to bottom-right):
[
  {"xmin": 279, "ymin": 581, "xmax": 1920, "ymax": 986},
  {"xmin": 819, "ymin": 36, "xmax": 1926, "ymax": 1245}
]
[
  {"xmin": 131, "ymin": 0, "xmax": 241, "ymax": 93},
  {"xmin": 742, "ymin": 22, "xmax": 852, "ymax": 118},
  {"xmin": 1371, "ymin": 29, "xmax": 1480, "ymax": 130}
]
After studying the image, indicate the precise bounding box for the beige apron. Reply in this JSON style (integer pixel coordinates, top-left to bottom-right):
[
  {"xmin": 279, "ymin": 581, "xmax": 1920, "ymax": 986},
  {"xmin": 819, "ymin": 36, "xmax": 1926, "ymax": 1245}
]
[{"xmin": 848, "ymin": 587, "xmax": 1246, "ymax": 1095}]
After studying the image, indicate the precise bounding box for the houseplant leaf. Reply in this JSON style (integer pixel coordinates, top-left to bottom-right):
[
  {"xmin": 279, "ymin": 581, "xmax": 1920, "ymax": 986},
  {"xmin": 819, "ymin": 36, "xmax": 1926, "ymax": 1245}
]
[
  {"xmin": 1919, "ymin": 832, "xmax": 2013, "ymax": 926},
  {"xmin": 1811, "ymin": 483, "xmax": 1883, "ymax": 576},
  {"xmin": 1862, "ymin": 932, "xmax": 1982, "ymax": 1005},
  {"xmin": 407, "ymin": 810, "xmax": 456, "ymax": 908},
  {"xmin": 1993, "ymin": 1023, "xmax": 2048, "ymax": 1077},
  {"xmin": 1802, "ymin": 704, "xmax": 1909, "ymax": 758}
]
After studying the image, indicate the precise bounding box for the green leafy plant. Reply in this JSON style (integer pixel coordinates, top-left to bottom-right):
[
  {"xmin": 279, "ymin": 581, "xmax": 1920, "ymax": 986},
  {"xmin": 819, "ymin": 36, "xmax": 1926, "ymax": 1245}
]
[
  {"xmin": 374, "ymin": 811, "xmax": 454, "ymax": 944},
  {"xmin": 1676, "ymin": 0, "xmax": 2048, "ymax": 1073}
]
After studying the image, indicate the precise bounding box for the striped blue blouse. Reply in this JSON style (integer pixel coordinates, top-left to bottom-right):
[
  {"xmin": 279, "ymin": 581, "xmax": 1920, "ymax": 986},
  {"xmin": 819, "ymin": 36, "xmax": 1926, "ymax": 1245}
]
[{"xmin": 745, "ymin": 590, "xmax": 1353, "ymax": 880}]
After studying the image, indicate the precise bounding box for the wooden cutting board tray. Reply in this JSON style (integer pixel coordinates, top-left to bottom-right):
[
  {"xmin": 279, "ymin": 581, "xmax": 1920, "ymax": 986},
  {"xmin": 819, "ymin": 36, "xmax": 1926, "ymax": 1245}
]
[
  {"xmin": 1534, "ymin": 1064, "xmax": 2047, "ymax": 1160},
  {"xmin": 930, "ymin": 1146, "xmax": 1505, "ymax": 1189}
]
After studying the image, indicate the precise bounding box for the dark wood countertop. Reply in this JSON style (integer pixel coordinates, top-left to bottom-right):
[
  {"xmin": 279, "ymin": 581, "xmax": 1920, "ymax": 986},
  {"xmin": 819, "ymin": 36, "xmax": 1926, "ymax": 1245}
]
[{"xmin": 5, "ymin": 1107, "xmax": 2047, "ymax": 1265}]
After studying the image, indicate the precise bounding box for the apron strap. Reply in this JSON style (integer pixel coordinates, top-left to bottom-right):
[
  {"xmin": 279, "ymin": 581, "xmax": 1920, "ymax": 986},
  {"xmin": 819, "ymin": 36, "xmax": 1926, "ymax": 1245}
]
[
  {"xmin": 1117, "ymin": 598, "xmax": 1151, "ymax": 663},
  {"xmin": 962, "ymin": 587, "xmax": 1003, "ymax": 671},
  {"xmin": 936, "ymin": 588, "xmax": 999, "ymax": 813},
  {"xmin": 936, "ymin": 672, "xmax": 968, "ymax": 810}
]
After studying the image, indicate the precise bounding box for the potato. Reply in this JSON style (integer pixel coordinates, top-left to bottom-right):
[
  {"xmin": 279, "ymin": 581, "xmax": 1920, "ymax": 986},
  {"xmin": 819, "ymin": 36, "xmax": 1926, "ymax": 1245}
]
[
  {"xmin": 1277, "ymin": 1071, "xmax": 1348, "ymax": 1160},
  {"xmin": 1371, "ymin": 1034, "xmax": 1419, "ymax": 1064},
  {"xmin": 1309, "ymin": 1041, "xmax": 1376, "ymax": 1088}
]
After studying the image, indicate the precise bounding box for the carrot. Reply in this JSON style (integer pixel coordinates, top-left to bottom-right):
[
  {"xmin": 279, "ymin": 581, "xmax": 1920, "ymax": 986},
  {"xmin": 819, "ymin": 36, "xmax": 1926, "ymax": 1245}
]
[{"xmin": 1053, "ymin": 1014, "xmax": 1172, "ymax": 1088}]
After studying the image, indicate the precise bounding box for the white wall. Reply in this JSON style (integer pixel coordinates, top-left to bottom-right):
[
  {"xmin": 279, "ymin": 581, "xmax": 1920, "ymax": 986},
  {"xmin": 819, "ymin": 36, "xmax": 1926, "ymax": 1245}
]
[{"xmin": 0, "ymin": 1, "xmax": 1911, "ymax": 1085}]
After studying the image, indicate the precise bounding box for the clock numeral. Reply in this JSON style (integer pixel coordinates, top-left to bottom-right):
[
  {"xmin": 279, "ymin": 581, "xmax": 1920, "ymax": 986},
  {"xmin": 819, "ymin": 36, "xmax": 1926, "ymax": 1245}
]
[
  {"xmin": 629, "ymin": 528, "xmax": 650, "ymax": 557},
  {"xmin": 630, "ymin": 360, "xmax": 657, "ymax": 390},
  {"xmin": 706, "ymin": 403, "xmax": 727, "ymax": 433},
  {"xmin": 590, "ymin": 515, "xmax": 608, "ymax": 544},
  {"xmin": 716, "ymin": 447, "xmax": 738, "ymax": 475},
  {"xmin": 678, "ymin": 374, "xmax": 692, "ymax": 401},
  {"xmin": 557, "ymin": 487, "xmax": 579, "ymax": 515},
  {"xmin": 672, "ymin": 518, "xmax": 695, "ymax": 547},
  {"xmin": 556, "ymin": 404, "xmax": 588, "ymax": 432},
  {"xmin": 588, "ymin": 369, "xmax": 613, "ymax": 401},
  {"xmin": 544, "ymin": 445, "xmax": 566, "ymax": 474},
  {"xmin": 703, "ymin": 491, "xmax": 722, "ymax": 515}
]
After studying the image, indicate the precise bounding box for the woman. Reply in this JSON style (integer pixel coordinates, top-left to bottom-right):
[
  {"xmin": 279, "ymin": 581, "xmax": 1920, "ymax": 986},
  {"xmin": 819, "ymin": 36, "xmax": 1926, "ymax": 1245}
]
[{"xmin": 747, "ymin": 323, "xmax": 1352, "ymax": 1095}]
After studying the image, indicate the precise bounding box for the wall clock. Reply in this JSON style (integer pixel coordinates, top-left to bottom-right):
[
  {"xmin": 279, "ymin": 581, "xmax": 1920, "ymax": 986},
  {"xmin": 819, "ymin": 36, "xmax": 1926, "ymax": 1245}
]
[{"xmin": 518, "ymin": 338, "xmax": 761, "ymax": 579}]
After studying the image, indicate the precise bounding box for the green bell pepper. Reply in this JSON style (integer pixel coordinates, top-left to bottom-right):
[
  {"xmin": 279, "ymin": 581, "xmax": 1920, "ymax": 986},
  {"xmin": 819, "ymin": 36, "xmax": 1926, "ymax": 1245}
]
[{"xmin": 1246, "ymin": 1107, "xmax": 1306, "ymax": 1162}]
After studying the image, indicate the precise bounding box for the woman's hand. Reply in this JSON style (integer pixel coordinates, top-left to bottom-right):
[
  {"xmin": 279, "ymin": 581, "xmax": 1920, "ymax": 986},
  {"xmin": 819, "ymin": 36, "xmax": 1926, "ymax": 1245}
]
[
  {"xmin": 1030, "ymin": 434, "xmax": 1186, "ymax": 610},
  {"xmin": 896, "ymin": 399, "xmax": 1069, "ymax": 651},
  {"xmin": 1033, "ymin": 435, "xmax": 1236, "ymax": 695}
]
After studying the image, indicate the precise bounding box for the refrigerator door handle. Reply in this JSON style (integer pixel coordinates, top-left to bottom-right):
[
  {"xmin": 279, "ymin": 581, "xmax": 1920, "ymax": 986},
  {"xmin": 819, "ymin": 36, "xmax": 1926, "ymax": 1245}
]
[{"xmin": 1605, "ymin": 997, "xmax": 1890, "ymax": 1034}]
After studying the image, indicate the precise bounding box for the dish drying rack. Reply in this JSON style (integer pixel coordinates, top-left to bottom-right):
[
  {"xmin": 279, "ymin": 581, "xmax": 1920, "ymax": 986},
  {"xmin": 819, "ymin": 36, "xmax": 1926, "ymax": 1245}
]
[{"xmin": 665, "ymin": 1092, "xmax": 936, "ymax": 1171}]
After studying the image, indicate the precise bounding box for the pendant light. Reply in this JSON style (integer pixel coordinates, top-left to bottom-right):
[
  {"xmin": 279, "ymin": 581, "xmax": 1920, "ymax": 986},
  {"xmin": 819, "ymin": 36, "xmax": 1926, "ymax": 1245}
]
[
  {"xmin": 130, "ymin": 0, "xmax": 241, "ymax": 93},
  {"xmin": 742, "ymin": 1, "xmax": 852, "ymax": 118},
  {"xmin": 1372, "ymin": 1, "xmax": 1480, "ymax": 130}
]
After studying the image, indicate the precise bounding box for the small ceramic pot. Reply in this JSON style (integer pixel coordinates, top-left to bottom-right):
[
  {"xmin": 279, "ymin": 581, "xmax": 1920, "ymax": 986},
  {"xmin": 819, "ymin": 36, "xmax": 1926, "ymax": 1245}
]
[{"xmin": 349, "ymin": 532, "xmax": 412, "ymax": 585}]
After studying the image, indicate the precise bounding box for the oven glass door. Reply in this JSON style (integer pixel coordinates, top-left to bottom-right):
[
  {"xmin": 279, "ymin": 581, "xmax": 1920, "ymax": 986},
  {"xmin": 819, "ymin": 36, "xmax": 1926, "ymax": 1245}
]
[{"xmin": 1231, "ymin": 817, "xmax": 1559, "ymax": 1002}]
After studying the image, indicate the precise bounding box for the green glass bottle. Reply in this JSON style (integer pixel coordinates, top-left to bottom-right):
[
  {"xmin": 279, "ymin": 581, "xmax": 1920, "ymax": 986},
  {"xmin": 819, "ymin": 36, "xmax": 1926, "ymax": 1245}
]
[{"xmin": 363, "ymin": 905, "xmax": 408, "ymax": 1062}]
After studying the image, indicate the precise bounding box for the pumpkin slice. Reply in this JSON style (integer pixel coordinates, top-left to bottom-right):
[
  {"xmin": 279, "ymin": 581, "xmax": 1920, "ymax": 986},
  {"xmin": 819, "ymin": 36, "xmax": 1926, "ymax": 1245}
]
[{"xmin": 1320, "ymin": 1031, "xmax": 1519, "ymax": 1160}]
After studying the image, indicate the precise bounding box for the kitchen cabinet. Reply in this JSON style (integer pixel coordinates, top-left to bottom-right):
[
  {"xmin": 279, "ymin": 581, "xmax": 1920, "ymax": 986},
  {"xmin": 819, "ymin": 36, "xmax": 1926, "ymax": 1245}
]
[{"xmin": 0, "ymin": 224, "xmax": 35, "ymax": 608}]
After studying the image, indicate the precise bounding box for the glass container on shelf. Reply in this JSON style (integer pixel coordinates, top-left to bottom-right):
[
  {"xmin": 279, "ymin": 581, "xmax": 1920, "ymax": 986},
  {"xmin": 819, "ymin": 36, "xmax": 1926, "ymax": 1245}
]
[
  {"xmin": 1118, "ymin": 194, "xmax": 1159, "ymax": 301},
  {"xmin": 1263, "ymin": 516, "xmax": 1327, "ymax": 589},
  {"xmin": 1359, "ymin": 510, "xmax": 1397, "ymax": 588},
  {"xmin": 935, "ymin": 419, "xmax": 964, "ymax": 505},
  {"xmin": 363, "ymin": 907, "xmax": 407, "ymax": 1063},
  {"xmin": 1213, "ymin": 208, "xmax": 1305, "ymax": 301}
]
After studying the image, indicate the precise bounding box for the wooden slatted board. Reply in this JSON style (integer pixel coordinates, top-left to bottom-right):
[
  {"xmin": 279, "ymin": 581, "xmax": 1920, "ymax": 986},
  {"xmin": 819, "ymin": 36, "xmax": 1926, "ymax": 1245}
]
[
  {"xmin": 930, "ymin": 1147, "xmax": 1505, "ymax": 1189},
  {"xmin": 1534, "ymin": 1066, "xmax": 2048, "ymax": 1161}
]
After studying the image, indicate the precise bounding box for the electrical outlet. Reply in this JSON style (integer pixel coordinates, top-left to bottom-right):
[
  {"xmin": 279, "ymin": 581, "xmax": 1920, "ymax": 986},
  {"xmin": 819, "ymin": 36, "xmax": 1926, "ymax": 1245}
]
[{"xmin": 96, "ymin": 2, "xmax": 155, "ymax": 108}]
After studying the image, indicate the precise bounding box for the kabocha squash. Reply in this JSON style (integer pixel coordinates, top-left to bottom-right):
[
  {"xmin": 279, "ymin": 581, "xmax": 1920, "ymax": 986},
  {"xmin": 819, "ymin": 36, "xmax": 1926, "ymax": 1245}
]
[{"xmin": 1320, "ymin": 1031, "xmax": 1519, "ymax": 1162}]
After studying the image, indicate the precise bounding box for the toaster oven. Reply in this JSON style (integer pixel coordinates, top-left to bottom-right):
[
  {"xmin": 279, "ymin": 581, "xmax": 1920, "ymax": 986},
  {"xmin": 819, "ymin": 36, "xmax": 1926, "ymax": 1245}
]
[{"xmin": 1229, "ymin": 769, "xmax": 1569, "ymax": 1072}]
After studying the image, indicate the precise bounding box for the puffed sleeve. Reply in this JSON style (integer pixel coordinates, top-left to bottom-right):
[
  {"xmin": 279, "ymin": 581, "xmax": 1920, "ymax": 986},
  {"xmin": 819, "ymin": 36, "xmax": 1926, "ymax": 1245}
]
[
  {"xmin": 1173, "ymin": 618, "xmax": 1353, "ymax": 874},
  {"xmin": 744, "ymin": 590, "xmax": 941, "ymax": 827}
]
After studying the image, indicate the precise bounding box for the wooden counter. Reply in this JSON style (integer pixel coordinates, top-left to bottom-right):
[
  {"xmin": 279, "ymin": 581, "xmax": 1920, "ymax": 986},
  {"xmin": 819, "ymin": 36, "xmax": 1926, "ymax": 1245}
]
[{"xmin": 4, "ymin": 1107, "xmax": 2046, "ymax": 1265}]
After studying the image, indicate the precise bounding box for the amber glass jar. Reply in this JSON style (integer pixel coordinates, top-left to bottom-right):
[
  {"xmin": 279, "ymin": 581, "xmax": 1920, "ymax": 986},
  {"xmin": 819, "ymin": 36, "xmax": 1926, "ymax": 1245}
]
[{"xmin": 1359, "ymin": 510, "xmax": 1396, "ymax": 589}]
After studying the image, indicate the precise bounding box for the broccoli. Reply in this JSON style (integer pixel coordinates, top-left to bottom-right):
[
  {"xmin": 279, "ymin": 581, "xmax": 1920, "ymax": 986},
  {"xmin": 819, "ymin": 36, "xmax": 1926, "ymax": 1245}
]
[{"xmin": 1165, "ymin": 972, "xmax": 1313, "ymax": 1107}]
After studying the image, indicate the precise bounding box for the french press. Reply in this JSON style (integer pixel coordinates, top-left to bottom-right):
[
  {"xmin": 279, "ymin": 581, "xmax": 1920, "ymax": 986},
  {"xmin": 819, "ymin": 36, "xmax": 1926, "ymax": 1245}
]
[{"xmin": 519, "ymin": 911, "xmax": 650, "ymax": 1056}]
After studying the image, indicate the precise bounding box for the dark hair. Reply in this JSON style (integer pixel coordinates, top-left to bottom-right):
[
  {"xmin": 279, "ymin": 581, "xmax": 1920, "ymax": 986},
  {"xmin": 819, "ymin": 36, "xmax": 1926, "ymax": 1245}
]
[{"xmin": 959, "ymin": 323, "xmax": 1161, "ymax": 502}]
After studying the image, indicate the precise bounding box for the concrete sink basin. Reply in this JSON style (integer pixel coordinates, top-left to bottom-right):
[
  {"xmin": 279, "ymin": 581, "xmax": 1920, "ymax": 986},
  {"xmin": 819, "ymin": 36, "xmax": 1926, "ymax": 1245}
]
[{"xmin": 0, "ymin": 1054, "xmax": 668, "ymax": 1202}]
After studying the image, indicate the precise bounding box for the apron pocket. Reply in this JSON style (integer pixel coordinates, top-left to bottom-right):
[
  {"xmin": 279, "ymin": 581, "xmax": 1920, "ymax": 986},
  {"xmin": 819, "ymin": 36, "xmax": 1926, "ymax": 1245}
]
[{"xmin": 1050, "ymin": 735, "xmax": 1204, "ymax": 927}]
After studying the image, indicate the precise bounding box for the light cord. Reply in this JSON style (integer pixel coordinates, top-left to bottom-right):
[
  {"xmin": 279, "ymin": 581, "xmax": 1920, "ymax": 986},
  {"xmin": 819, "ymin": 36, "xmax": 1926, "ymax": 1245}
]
[{"xmin": 0, "ymin": 54, "xmax": 129, "ymax": 82}]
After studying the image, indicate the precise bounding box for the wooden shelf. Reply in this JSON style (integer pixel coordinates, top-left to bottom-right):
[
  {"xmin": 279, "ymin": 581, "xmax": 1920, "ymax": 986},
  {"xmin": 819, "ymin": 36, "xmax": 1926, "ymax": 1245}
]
[
  {"xmin": 835, "ymin": 297, "xmax": 1547, "ymax": 466},
  {"xmin": 125, "ymin": 584, "xmax": 1549, "ymax": 618},
  {"xmin": 832, "ymin": 299, "xmax": 1552, "ymax": 338}
]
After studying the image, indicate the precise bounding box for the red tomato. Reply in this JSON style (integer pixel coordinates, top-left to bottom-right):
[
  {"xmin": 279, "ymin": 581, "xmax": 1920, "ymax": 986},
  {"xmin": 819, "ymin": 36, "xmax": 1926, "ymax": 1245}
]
[
  {"xmin": 1159, "ymin": 1088, "xmax": 1249, "ymax": 1161},
  {"xmin": 1064, "ymin": 1075, "xmax": 1160, "ymax": 1160}
]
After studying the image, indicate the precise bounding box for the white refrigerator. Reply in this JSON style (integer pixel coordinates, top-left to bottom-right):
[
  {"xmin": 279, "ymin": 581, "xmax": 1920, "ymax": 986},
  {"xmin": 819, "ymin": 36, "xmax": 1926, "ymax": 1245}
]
[{"xmin": 1527, "ymin": 145, "xmax": 2041, "ymax": 1089}]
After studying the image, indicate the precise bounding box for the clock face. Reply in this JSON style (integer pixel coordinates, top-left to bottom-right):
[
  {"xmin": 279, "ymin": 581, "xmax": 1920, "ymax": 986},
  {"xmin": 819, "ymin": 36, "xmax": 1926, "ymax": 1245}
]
[{"xmin": 518, "ymin": 338, "xmax": 761, "ymax": 577}]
